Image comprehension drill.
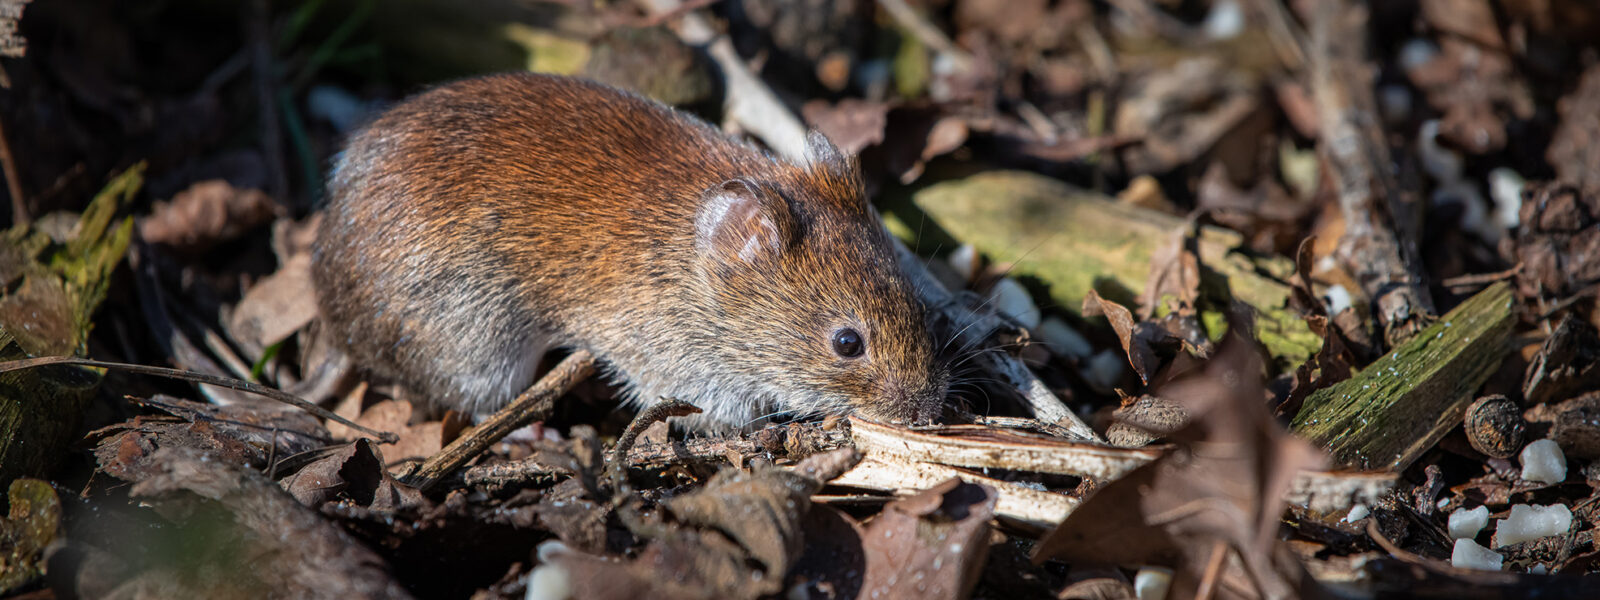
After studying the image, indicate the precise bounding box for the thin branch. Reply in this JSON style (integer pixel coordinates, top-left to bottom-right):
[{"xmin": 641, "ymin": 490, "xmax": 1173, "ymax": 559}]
[
  {"xmin": 0, "ymin": 355, "xmax": 397, "ymax": 443},
  {"xmin": 404, "ymin": 349, "xmax": 597, "ymax": 492}
]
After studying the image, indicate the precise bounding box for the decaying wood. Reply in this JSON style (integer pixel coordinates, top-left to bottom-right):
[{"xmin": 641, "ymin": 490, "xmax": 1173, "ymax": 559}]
[
  {"xmin": 912, "ymin": 170, "xmax": 1322, "ymax": 368},
  {"xmin": 1, "ymin": 167, "xmax": 138, "ymax": 482},
  {"xmin": 1282, "ymin": 470, "xmax": 1397, "ymax": 515},
  {"xmin": 831, "ymin": 455, "xmax": 1079, "ymax": 529},
  {"xmin": 1308, "ymin": 0, "xmax": 1437, "ymax": 347},
  {"xmin": 643, "ymin": 0, "xmax": 1095, "ymax": 438},
  {"xmin": 1291, "ymin": 282, "xmax": 1514, "ymax": 470},
  {"xmin": 848, "ymin": 417, "xmax": 1158, "ymax": 480},
  {"xmin": 405, "ymin": 349, "xmax": 596, "ymax": 491},
  {"xmin": 125, "ymin": 446, "xmax": 415, "ymax": 599}
]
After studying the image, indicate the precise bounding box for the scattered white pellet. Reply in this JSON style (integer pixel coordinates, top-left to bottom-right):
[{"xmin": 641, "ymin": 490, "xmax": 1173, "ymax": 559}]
[
  {"xmin": 1134, "ymin": 566, "xmax": 1173, "ymax": 600},
  {"xmin": 535, "ymin": 540, "xmax": 570, "ymax": 564},
  {"xmin": 1082, "ymin": 349, "xmax": 1125, "ymax": 391},
  {"xmin": 989, "ymin": 277, "xmax": 1042, "ymax": 329},
  {"xmin": 1419, "ymin": 120, "xmax": 1464, "ymax": 183},
  {"xmin": 1495, "ymin": 503, "xmax": 1573, "ymax": 547},
  {"xmin": 1343, "ymin": 504, "xmax": 1370, "ymax": 523},
  {"xmin": 1487, "ymin": 167, "xmax": 1524, "ymax": 230},
  {"xmin": 1448, "ymin": 506, "xmax": 1490, "ymax": 540},
  {"xmin": 1529, "ymin": 564, "xmax": 1549, "ymax": 575},
  {"xmin": 1322, "ymin": 284, "xmax": 1352, "ymax": 315},
  {"xmin": 1399, "ymin": 38, "xmax": 1440, "ymax": 72},
  {"xmin": 1432, "ymin": 180, "xmax": 1491, "ymax": 240},
  {"xmin": 1452, "ymin": 538, "xmax": 1504, "ymax": 571},
  {"xmin": 1378, "ymin": 84, "xmax": 1412, "ymax": 125},
  {"xmin": 525, "ymin": 565, "xmax": 572, "ymax": 600},
  {"xmin": 1520, "ymin": 439, "xmax": 1567, "ymax": 484},
  {"xmin": 946, "ymin": 244, "xmax": 979, "ymax": 283},
  {"xmin": 1035, "ymin": 317, "xmax": 1093, "ymax": 359},
  {"xmin": 1203, "ymin": 0, "xmax": 1244, "ymax": 39}
]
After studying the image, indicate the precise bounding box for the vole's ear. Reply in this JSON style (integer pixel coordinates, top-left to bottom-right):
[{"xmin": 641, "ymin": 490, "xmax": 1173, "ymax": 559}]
[
  {"xmin": 695, "ymin": 179, "xmax": 796, "ymax": 265},
  {"xmin": 806, "ymin": 130, "xmax": 859, "ymax": 178}
]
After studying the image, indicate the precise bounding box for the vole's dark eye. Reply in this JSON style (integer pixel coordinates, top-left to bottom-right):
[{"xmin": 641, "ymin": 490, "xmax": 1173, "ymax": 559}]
[{"xmin": 832, "ymin": 328, "xmax": 865, "ymax": 358}]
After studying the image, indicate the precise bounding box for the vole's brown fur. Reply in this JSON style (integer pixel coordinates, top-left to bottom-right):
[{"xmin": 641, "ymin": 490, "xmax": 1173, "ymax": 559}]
[{"xmin": 312, "ymin": 73, "xmax": 948, "ymax": 427}]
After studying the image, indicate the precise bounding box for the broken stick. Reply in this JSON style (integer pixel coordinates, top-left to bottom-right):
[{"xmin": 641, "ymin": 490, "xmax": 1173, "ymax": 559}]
[
  {"xmin": 405, "ymin": 349, "xmax": 596, "ymax": 491},
  {"xmin": 1308, "ymin": 0, "xmax": 1437, "ymax": 347}
]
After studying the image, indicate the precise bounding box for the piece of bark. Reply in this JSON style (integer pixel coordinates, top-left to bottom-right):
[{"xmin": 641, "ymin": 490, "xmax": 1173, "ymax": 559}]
[
  {"xmin": 1290, "ymin": 282, "xmax": 1514, "ymax": 471},
  {"xmin": 1308, "ymin": 0, "xmax": 1436, "ymax": 347},
  {"xmin": 912, "ymin": 170, "xmax": 1320, "ymax": 368}
]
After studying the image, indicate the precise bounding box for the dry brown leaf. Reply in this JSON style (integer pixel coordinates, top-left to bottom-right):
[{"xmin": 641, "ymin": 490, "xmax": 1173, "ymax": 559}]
[
  {"xmin": 858, "ymin": 478, "xmax": 996, "ymax": 599},
  {"xmin": 1083, "ymin": 289, "xmax": 1172, "ymax": 384},
  {"xmin": 1523, "ymin": 315, "xmax": 1600, "ymax": 406},
  {"xmin": 138, "ymin": 179, "xmax": 279, "ymax": 253},
  {"xmin": 1138, "ymin": 223, "xmax": 1201, "ymax": 322},
  {"xmin": 802, "ymin": 98, "xmax": 889, "ymax": 155},
  {"xmin": 227, "ymin": 252, "xmax": 318, "ymax": 350},
  {"xmin": 551, "ymin": 448, "xmax": 861, "ymax": 600},
  {"xmin": 331, "ymin": 399, "xmax": 464, "ymax": 470},
  {"xmin": 1033, "ymin": 330, "xmax": 1328, "ymax": 600},
  {"xmin": 279, "ymin": 438, "xmax": 428, "ymax": 512},
  {"xmin": 88, "ymin": 395, "xmax": 327, "ymax": 483}
]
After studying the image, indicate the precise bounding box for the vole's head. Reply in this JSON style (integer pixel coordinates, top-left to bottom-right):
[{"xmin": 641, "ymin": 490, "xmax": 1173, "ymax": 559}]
[{"xmin": 690, "ymin": 133, "xmax": 949, "ymax": 425}]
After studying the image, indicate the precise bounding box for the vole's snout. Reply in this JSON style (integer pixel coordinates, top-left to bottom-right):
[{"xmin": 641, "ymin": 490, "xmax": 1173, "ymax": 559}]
[{"xmin": 861, "ymin": 370, "xmax": 949, "ymax": 425}]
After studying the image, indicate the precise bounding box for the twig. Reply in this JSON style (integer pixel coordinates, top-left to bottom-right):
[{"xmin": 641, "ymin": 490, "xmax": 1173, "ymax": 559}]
[
  {"xmin": 0, "ymin": 356, "xmax": 397, "ymax": 443},
  {"xmin": 0, "ymin": 114, "xmax": 26, "ymax": 225},
  {"xmin": 875, "ymin": 0, "xmax": 974, "ymax": 71},
  {"xmin": 405, "ymin": 349, "xmax": 596, "ymax": 492},
  {"xmin": 1308, "ymin": 0, "xmax": 1436, "ymax": 346},
  {"xmin": 637, "ymin": 0, "xmax": 809, "ymax": 162},
  {"xmin": 1440, "ymin": 262, "xmax": 1522, "ymax": 291},
  {"xmin": 606, "ymin": 398, "xmax": 700, "ymax": 492},
  {"xmin": 249, "ymin": 0, "xmax": 289, "ymax": 205}
]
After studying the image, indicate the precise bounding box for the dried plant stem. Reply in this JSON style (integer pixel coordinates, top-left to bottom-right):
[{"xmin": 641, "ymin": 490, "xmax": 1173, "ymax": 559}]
[
  {"xmin": 0, "ymin": 355, "xmax": 397, "ymax": 442},
  {"xmin": 1308, "ymin": 0, "xmax": 1436, "ymax": 346},
  {"xmin": 406, "ymin": 349, "xmax": 596, "ymax": 492},
  {"xmin": 0, "ymin": 114, "xmax": 26, "ymax": 225}
]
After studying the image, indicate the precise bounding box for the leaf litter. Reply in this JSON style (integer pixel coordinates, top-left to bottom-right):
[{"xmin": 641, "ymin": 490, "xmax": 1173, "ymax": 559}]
[{"xmin": 7, "ymin": 0, "xmax": 1600, "ymax": 598}]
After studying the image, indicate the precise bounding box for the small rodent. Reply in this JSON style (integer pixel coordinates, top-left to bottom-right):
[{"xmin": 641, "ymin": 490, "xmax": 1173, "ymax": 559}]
[{"xmin": 312, "ymin": 72, "xmax": 949, "ymax": 427}]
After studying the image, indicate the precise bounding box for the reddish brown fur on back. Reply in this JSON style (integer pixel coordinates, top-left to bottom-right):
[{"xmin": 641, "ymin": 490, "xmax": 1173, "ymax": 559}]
[{"xmin": 313, "ymin": 73, "xmax": 947, "ymax": 426}]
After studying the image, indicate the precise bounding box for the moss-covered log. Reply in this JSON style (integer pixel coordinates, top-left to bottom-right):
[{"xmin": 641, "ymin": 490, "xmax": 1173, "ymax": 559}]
[
  {"xmin": 1291, "ymin": 282, "xmax": 1514, "ymax": 471},
  {"xmin": 0, "ymin": 165, "xmax": 141, "ymax": 485},
  {"xmin": 908, "ymin": 170, "xmax": 1320, "ymax": 368}
]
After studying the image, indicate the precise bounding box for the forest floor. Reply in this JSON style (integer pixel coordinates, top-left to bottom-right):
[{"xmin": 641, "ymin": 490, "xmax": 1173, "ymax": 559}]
[{"xmin": 3, "ymin": 0, "xmax": 1600, "ymax": 598}]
